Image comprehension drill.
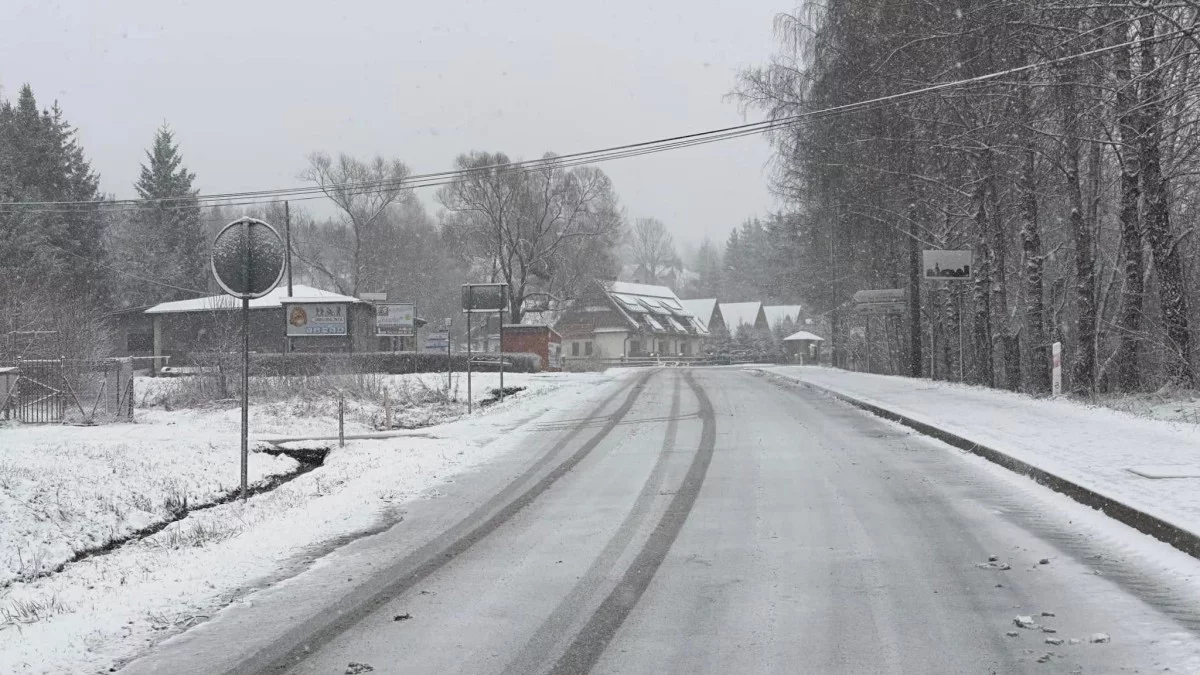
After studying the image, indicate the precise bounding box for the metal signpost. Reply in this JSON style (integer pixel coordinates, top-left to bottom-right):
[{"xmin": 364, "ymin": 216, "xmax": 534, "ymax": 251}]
[
  {"xmin": 445, "ymin": 317, "xmax": 453, "ymax": 392},
  {"xmin": 462, "ymin": 283, "xmax": 508, "ymax": 412},
  {"xmin": 211, "ymin": 217, "xmax": 285, "ymax": 500},
  {"xmin": 922, "ymin": 250, "xmax": 974, "ymax": 382}
]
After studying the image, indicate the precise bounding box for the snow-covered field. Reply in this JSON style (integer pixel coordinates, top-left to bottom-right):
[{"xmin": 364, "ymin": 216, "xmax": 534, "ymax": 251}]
[
  {"xmin": 760, "ymin": 365, "xmax": 1200, "ymax": 544},
  {"xmin": 0, "ymin": 370, "xmax": 612, "ymax": 674}
]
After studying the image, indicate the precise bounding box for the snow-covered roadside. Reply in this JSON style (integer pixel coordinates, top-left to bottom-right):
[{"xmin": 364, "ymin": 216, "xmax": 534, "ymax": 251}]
[
  {"xmin": 759, "ymin": 365, "xmax": 1200, "ymax": 544},
  {"xmin": 134, "ymin": 371, "xmax": 562, "ymax": 437},
  {"xmin": 0, "ymin": 427, "xmax": 298, "ymax": 589},
  {"xmin": 0, "ymin": 371, "xmax": 563, "ymax": 588},
  {"xmin": 1094, "ymin": 387, "xmax": 1200, "ymax": 425},
  {"xmin": 0, "ymin": 371, "xmax": 613, "ymax": 674}
]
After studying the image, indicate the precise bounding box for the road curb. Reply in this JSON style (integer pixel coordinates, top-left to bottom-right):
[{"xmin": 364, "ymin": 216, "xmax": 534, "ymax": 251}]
[{"xmin": 762, "ymin": 370, "xmax": 1200, "ymax": 562}]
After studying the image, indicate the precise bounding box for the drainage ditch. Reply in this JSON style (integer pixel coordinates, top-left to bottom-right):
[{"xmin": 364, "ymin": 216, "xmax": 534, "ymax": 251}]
[{"xmin": 5, "ymin": 445, "xmax": 330, "ymax": 589}]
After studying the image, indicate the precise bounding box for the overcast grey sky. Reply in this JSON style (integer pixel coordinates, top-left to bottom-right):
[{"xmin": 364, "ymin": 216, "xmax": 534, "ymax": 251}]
[{"xmin": 3, "ymin": 0, "xmax": 783, "ymax": 246}]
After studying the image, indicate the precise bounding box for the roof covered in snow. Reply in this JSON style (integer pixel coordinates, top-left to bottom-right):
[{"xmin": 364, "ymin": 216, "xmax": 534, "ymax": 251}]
[
  {"xmin": 599, "ymin": 280, "xmax": 708, "ymax": 337},
  {"xmin": 764, "ymin": 305, "xmax": 804, "ymax": 327},
  {"xmin": 783, "ymin": 330, "xmax": 825, "ymax": 342},
  {"xmin": 144, "ymin": 284, "xmax": 361, "ymax": 314},
  {"xmin": 719, "ymin": 302, "xmax": 765, "ymax": 329},
  {"xmin": 606, "ymin": 280, "xmax": 678, "ymax": 299},
  {"xmin": 679, "ymin": 299, "xmax": 718, "ymax": 330}
]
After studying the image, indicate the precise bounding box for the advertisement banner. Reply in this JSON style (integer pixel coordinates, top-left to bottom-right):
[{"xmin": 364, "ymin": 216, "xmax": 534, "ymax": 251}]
[
  {"xmin": 285, "ymin": 303, "xmax": 348, "ymax": 337},
  {"xmin": 376, "ymin": 303, "xmax": 415, "ymax": 336}
]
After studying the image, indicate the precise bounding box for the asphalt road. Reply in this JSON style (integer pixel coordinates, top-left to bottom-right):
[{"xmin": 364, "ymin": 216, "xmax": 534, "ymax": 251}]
[{"xmin": 124, "ymin": 367, "xmax": 1200, "ymax": 674}]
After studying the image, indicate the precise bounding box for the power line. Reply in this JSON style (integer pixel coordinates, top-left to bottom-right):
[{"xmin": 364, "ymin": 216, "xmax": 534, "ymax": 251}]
[
  {"xmin": 48, "ymin": 242, "xmax": 210, "ymax": 295},
  {"xmin": 0, "ymin": 25, "xmax": 1190, "ymax": 216},
  {"xmin": 1, "ymin": 26, "xmax": 1190, "ymax": 298}
]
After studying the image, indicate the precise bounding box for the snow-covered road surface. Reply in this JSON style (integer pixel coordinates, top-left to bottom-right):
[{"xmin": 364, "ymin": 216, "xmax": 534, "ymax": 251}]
[
  {"xmin": 760, "ymin": 365, "xmax": 1200, "ymax": 548},
  {"xmin": 119, "ymin": 367, "xmax": 1200, "ymax": 674}
]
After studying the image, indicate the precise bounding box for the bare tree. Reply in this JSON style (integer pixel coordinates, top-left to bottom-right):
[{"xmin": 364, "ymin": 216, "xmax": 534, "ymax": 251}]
[
  {"xmin": 299, "ymin": 153, "xmax": 413, "ymax": 295},
  {"xmin": 1138, "ymin": 15, "xmax": 1194, "ymax": 387},
  {"xmin": 627, "ymin": 217, "xmax": 677, "ymax": 284},
  {"xmin": 438, "ymin": 152, "xmax": 622, "ymax": 323}
]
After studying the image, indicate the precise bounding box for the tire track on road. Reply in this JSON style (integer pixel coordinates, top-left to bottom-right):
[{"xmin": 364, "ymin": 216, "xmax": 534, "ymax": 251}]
[
  {"xmin": 547, "ymin": 368, "xmax": 717, "ymax": 675},
  {"xmin": 245, "ymin": 369, "xmax": 658, "ymax": 675},
  {"xmin": 502, "ymin": 371, "xmax": 684, "ymax": 675}
]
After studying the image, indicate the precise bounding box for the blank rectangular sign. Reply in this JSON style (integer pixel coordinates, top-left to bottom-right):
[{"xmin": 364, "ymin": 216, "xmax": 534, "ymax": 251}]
[{"xmin": 462, "ymin": 284, "xmax": 507, "ymax": 313}]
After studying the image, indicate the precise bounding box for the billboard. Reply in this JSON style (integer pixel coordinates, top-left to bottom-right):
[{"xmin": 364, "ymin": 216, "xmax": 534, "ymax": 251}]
[
  {"xmin": 923, "ymin": 250, "xmax": 973, "ymax": 280},
  {"xmin": 853, "ymin": 288, "xmax": 906, "ymax": 315},
  {"xmin": 376, "ymin": 303, "xmax": 415, "ymax": 336},
  {"xmin": 462, "ymin": 283, "xmax": 508, "ymax": 313},
  {"xmin": 285, "ymin": 303, "xmax": 348, "ymax": 337}
]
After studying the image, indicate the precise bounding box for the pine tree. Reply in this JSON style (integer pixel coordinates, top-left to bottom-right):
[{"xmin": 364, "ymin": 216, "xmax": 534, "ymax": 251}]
[
  {"xmin": 0, "ymin": 84, "xmax": 111, "ymax": 361},
  {"xmin": 127, "ymin": 125, "xmax": 205, "ymax": 303},
  {"xmin": 0, "ymin": 85, "xmax": 104, "ymax": 300}
]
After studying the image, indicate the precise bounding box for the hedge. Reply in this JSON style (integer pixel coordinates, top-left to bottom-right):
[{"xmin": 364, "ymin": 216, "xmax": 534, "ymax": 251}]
[{"xmin": 184, "ymin": 351, "xmax": 541, "ymax": 376}]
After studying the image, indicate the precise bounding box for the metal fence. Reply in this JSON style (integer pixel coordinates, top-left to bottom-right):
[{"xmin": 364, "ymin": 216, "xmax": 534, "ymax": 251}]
[{"xmin": 1, "ymin": 358, "xmax": 134, "ymax": 424}]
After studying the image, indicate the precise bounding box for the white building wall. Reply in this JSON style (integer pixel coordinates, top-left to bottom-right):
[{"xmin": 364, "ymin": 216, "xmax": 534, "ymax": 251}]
[
  {"xmin": 564, "ymin": 331, "xmax": 629, "ymax": 359},
  {"xmin": 593, "ymin": 332, "xmax": 628, "ymax": 357},
  {"xmin": 564, "ymin": 331, "xmax": 704, "ymax": 359}
]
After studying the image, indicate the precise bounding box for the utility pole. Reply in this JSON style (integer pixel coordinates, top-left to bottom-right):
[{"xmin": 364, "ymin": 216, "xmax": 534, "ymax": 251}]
[
  {"xmin": 466, "ymin": 310, "xmax": 473, "ymax": 414},
  {"xmin": 285, "ymin": 201, "xmax": 293, "ymax": 297},
  {"xmin": 908, "ymin": 216, "xmax": 923, "ymax": 377},
  {"xmin": 284, "ymin": 201, "xmax": 293, "ymax": 358},
  {"xmin": 830, "ymin": 212, "xmax": 841, "ymax": 368}
]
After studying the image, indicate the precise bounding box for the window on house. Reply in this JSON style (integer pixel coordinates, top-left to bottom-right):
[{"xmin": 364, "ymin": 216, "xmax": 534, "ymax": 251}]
[
  {"xmin": 658, "ymin": 340, "xmax": 668, "ymax": 354},
  {"xmin": 572, "ymin": 341, "xmax": 580, "ymax": 356},
  {"xmin": 585, "ymin": 341, "xmax": 593, "ymax": 356},
  {"xmin": 629, "ymin": 340, "xmax": 641, "ymax": 355},
  {"xmin": 680, "ymin": 342, "xmax": 691, "ymax": 356}
]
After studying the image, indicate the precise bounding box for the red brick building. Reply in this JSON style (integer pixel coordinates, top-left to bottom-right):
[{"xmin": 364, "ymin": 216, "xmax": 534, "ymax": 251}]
[{"xmin": 501, "ymin": 324, "xmax": 562, "ymax": 371}]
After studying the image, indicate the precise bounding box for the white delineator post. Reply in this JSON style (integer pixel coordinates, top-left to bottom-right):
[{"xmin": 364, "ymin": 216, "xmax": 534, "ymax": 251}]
[{"xmin": 1052, "ymin": 341, "xmax": 1062, "ymax": 397}]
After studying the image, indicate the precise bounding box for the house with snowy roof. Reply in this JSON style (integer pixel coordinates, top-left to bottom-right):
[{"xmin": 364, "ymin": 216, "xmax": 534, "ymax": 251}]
[
  {"xmin": 140, "ymin": 284, "xmax": 378, "ymax": 367},
  {"xmin": 718, "ymin": 301, "xmax": 769, "ymax": 334},
  {"xmin": 679, "ymin": 298, "xmax": 725, "ymax": 334},
  {"xmin": 554, "ymin": 280, "xmax": 709, "ymax": 359},
  {"xmin": 763, "ymin": 305, "xmax": 804, "ymax": 329}
]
